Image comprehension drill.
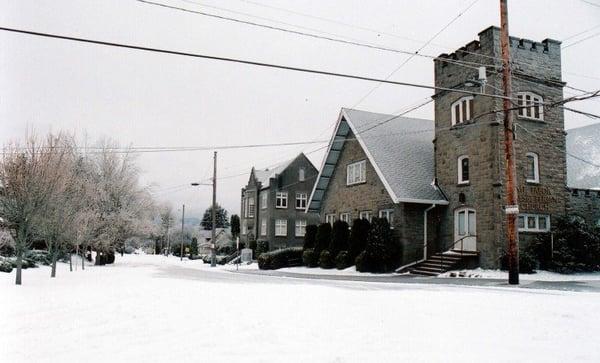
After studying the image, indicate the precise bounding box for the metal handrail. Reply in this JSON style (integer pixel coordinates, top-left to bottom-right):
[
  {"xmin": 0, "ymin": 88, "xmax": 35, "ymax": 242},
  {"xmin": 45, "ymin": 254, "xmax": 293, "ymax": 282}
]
[{"xmin": 404, "ymin": 234, "xmax": 477, "ymax": 273}]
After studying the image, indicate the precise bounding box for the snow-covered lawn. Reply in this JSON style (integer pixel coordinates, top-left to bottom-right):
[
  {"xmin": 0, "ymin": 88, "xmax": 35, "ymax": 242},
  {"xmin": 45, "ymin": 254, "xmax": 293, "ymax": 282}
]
[
  {"xmin": 441, "ymin": 268, "xmax": 600, "ymax": 281},
  {"xmin": 3, "ymin": 254, "xmax": 600, "ymax": 363}
]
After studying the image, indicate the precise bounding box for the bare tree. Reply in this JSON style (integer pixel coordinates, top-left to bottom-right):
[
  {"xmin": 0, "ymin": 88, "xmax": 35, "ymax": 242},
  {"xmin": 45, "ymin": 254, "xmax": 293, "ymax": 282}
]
[
  {"xmin": 159, "ymin": 203, "xmax": 174, "ymax": 256},
  {"xmin": 0, "ymin": 133, "xmax": 74, "ymax": 285}
]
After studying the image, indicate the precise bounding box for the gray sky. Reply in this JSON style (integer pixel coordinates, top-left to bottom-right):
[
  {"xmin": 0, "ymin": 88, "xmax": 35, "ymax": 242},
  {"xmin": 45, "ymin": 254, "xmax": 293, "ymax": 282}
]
[{"xmin": 1, "ymin": 0, "xmax": 599, "ymax": 218}]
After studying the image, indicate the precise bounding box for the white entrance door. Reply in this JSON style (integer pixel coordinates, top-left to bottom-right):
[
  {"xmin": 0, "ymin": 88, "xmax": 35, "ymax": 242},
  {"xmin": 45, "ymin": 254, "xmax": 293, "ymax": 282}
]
[{"xmin": 454, "ymin": 208, "xmax": 477, "ymax": 251}]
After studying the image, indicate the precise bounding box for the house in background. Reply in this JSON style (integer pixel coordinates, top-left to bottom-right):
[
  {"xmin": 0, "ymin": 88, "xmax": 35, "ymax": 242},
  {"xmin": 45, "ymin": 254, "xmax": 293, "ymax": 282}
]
[
  {"xmin": 240, "ymin": 153, "xmax": 319, "ymax": 250},
  {"xmin": 196, "ymin": 228, "xmax": 233, "ymax": 255}
]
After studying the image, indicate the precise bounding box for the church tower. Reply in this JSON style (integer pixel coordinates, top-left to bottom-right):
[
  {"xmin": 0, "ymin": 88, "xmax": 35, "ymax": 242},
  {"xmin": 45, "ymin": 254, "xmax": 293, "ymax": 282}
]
[{"xmin": 433, "ymin": 26, "xmax": 567, "ymax": 268}]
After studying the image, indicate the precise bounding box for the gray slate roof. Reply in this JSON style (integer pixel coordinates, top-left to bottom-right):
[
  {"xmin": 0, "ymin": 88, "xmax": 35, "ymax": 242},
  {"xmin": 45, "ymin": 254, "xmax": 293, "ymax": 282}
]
[
  {"xmin": 253, "ymin": 159, "xmax": 294, "ymax": 189},
  {"xmin": 566, "ymin": 123, "xmax": 600, "ymax": 190},
  {"xmin": 308, "ymin": 108, "xmax": 447, "ymax": 211}
]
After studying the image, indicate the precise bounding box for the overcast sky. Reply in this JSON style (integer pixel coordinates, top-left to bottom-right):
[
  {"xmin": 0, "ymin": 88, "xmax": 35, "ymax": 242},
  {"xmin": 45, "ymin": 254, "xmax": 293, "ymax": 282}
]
[{"xmin": 1, "ymin": 0, "xmax": 599, "ymax": 218}]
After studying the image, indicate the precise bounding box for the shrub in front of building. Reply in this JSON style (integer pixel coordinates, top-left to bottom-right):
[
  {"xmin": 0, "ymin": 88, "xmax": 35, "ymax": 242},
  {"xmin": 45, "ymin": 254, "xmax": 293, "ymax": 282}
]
[
  {"xmin": 330, "ymin": 221, "xmax": 349, "ymax": 256},
  {"xmin": 302, "ymin": 248, "xmax": 319, "ymax": 267},
  {"xmin": 303, "ymin": 225, "xmax": 318, "ymax": 250},
  {"xmin": 256, "ymin": 240, "xmax": 269, "ymax": 259},
  {"xmin": 500, "ymin": 246, "xmax": 538, "ymax": 274},
  {"xmin": 349, "ymin": 218, "xmax": 370, "ymax": 260},
  {"xmin": 355, "ymin": 217, "xmax": 399, "ymax": 273},
  {"xmin": 543, "ymin": 217, "xmax": 600, "ymax": 273},
  {"xmin": 335, "ymin": 250, "xmax": 351, "ymax": 270},
  {"xmin": 258, "ymin": 247, "xmax": 303, "ymax": 270},
  {"xmin": 318, "ymin": 250, "xmax": 334, "ymax": 269},
  {"xmin": 315, "ymin": 223, "xmax": 332, "ymax": 255}
]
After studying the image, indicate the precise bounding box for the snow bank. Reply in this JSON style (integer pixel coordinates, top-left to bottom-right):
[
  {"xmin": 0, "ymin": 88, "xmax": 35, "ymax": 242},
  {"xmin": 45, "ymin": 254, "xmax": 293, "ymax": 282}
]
[
  {"xmin": 2, "ymin": 254, "xmax": 600, "ymax": 363},
  {"xmin": 441, "ymin": 268, "xmax": 600, "ymax": 281}
]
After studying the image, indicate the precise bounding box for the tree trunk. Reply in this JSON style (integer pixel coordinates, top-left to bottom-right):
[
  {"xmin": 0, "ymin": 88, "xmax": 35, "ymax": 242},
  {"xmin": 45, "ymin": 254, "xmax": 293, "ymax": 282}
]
[
  {"xmin": 81, "ymin": 249, "xmax": 85, "ymax": 270},
  {"xmin": 69, "ymin": 253, "xmax": 73, "ymax": 272},
  {"xmin": 51, "ymin": 252, "xmax": 57, "ymax": 278},
  {"xmin": 15, "ymin": 252, "xmax": 22, "ymax": 285}
]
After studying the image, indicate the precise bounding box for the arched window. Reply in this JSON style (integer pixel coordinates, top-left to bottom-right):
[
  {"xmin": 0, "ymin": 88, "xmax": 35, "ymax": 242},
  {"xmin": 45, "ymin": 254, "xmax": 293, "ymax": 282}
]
[
  {"xmin": 517, "ymin": 92, "xmax": 543, "ymax": 120},
  {"xmin": 526, "ymin": 152, "xmax": 539, "ymax": 183},
  {"xmin": 451, "ymin": 96, "xmax": 474, "ymax": 125},
  {"xmin": 458, "ymin": 155, "xmax": 469, "ymax": 184}
]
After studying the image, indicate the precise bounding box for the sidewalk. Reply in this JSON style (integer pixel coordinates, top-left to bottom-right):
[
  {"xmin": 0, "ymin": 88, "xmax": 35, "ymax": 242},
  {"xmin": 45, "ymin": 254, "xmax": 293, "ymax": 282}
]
[{"xmin": 234, "ymin": 269, "xmax": 600, "ymax": 293}]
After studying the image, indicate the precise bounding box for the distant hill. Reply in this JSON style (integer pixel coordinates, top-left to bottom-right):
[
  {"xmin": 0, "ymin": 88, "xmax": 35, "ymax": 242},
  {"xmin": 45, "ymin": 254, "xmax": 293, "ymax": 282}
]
[{"xmin": 566, "ymin": 123, "xmax": 600, "ymax": 190}]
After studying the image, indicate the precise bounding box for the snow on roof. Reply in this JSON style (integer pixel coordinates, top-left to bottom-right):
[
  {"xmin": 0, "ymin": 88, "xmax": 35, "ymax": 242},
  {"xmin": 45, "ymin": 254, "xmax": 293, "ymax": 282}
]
[
  {"xmin": 567, "ymin": 123, "xmax": 600, "ymax": 190},
  {"xmin": 308, "ymin": 108, "xmax": 447, "ymax": 212},
  {"xmin": 252, "ymin": 158, "xmax": 295, "ymax": 189}
]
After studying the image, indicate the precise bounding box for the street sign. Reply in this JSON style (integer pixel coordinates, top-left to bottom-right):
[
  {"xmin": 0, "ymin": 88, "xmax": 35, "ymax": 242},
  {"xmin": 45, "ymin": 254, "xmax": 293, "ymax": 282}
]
[{"xmin": 505, "ymin": 205, "xmax": 519, "ymax": 215}]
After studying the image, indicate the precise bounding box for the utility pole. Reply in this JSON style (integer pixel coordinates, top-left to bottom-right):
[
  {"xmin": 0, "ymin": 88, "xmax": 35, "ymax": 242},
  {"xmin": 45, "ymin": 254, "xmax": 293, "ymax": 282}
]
[
  {"xmin": 166, "ymin": 224, "xmax": 170, "ymax": 257},
  {"xmin": 211, "ymin": 151, "xmax": 217, "ymax": 267},
  {"xmin": 180, "ymin": 204, "xmax": 185, "ymax": 261},
  {"xmin": 500, "ymin": 0, "xmax": 519, "ymax": 285}
]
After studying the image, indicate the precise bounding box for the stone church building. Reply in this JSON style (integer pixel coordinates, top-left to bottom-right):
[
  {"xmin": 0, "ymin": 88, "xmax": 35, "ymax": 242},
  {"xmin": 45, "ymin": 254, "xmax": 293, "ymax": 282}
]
[{"xmin": 307, "ymin": 26, "xmax": 599, "ymax": 272}]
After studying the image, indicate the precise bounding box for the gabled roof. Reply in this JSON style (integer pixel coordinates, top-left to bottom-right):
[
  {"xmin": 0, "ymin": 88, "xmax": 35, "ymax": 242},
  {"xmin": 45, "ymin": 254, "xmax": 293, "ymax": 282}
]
[
  {"xmin": 567, "ymin": 123, "xmax": 600, "ymax": 190},
  {"xmin": 250, "ymin": 153, "xmax": 314, "ymax": 190},
  {"xmin": 307, "ymin": 108, "xmax": 447, "ymax": 212}
]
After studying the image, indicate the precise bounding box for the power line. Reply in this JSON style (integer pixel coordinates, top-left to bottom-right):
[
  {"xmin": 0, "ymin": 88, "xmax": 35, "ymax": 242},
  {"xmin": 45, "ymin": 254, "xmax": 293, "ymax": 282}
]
[
  {"xmin": 563, "ymin": 31, "xmax": 600, "ymax": 49},
  {"xmin": 579, "ymin": 0, "xmax": 600, "ymax": 9},
  {"xmin": 0, "ymin": 26, "xmax": 518, "ymax": 101},
  {"xmin": 135, "ymin": 0, "xmax": 489, "ymax": 70}
]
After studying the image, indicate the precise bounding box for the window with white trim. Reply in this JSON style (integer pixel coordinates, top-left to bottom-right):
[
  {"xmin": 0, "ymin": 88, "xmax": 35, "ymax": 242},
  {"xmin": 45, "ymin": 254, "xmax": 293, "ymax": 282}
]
[
  {"xmin": 248, "ymin": 197, "xmax": 255, "ymax": 218},
  {"xmin": 451, "ymin": 96, "xmax": 474, "ymax": 125},
  {"xmin": 518, "ymin": 214, "xmax": 550, "ymax": 232},
  {"xmin": 325, "ymin": 214, "xmax": 336, "ymax": 225},
  {"xmin": 299, "ymin": 167, "xmax": 305, "ymax": 182},
  {"xmin": 340, "ymin": 213, "xmax": 350, "ymax": 224},
  {"xmin": 517, "ymin": 92, "xmax": 543, "ymax": 121},
  {"xmin": 346, "ymin": 160, "xmax": 366, "ymax": 185},
  {"xmin": 295, "ymin": 220, "xmax": 307, "ymax": 237},
  {"xmin": 458, "ymin": 155, "xmax": 470, "ymax": 184},
  {"xmin": 276, "ymin": 192, "xmax": 288, "ymax": 208},
  {"xmin": 295, "ymin": 192, "xmax": 307, "ymax": 210},
  {"xmin": 260, "ymin": 219, "xmax": 267, "ymax": 236},
  {"xmin": 275, "ymin": 219, "xmax": 287, "ymax": 236},
  {"xmin": 241, "ymin": 220, "xmax": 247, "ymax": 235},
  {"xmin": 243, "ymin": 197, "xmax": 248, "ymax": 218},
  {"xmin": 260, "ymin": 192, "xmax": 268, "ymax": 209},
  {"xmin": 379, "ymin": 209, "xmax": 394, "ymax": 228},
  {"xmin": 526, "ymin": 152, "xmax": 539, "ymax": 183},
  {"xmin": 359, "ymin": 211, "xmax": 372, "ymax": 222}
]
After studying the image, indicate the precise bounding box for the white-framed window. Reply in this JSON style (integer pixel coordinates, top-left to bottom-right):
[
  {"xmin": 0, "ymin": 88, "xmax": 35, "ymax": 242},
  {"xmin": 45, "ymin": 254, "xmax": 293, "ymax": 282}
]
[
  {"xmin": 359, "ymin": 211, "xmax": 372, "ymax": 222},
  {"xmin": 346, "ymin": 160, "xmax": 366, "ymax": 186},
  {"xmin": 340, "ymin": 213, "xmax": 350, "ymax": 224},
  {"xmin": 295, "ymin": 192, "xmax": 307, "ymax": 210},
  {"xmin": 248, "ymin": 197, "xmax": 255, "ymax": 218},
  {"xmin": 241, "ymin": 219, "xmax": 247, "ymax": 235},
  {"xmin": 299, "ymin": 167, "xmax": 305, "ymax": 182},
  {"xmin": 276, "ymin": 192, "xmax": 288, "ymax": 208},
  {"xmin": 379, "ymin": 209, "xmax": 394, "ymax": 228},
  {"xmin": 451, "ymin": 96, "xmax": 474, "ymax": 125},
  {"xmin": 526, "ymin": 152, "xmax": 539, "ymax": 183},
  {"xmin": 458, "ymin": 155, "xmax": 470, "ymax": 184},
  {"xmin": 275, "ymin": 219, "xmax": 287, "ymax": 236},
  {"xmin": 260, "ymin": 192, "xmax": 268, "ymax": 209},
  {"xmin": 325, "ymin": 214, "xmax": 336, "ymax": 225},
  {"xmin": 517, "ymin": 92, "xmax": 544, "ymax": 121},
  {"xmin": 260, "ymin": 219, "xmax": 267, "ymax": 236},
  {"xmin": 243, "ymin": 197, "xmax": 248, "ymax": 218},
  {"xmin": 518, "ymin": 214, "xmax": 550, "ymax": 232},
  {"xmin": 295, "ymin": 220, "xmax": 307, "ymax": 237}
]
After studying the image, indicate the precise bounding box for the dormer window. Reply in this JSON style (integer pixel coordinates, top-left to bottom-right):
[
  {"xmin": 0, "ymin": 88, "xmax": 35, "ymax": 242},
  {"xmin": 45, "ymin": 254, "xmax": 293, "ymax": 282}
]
[
  {"xmin": 451, "ymin": 96, "xmax": 474, "ymax": 125},
  {"xmin": 526, "ymin": 152, "xmax": 539, "ymax": 183},
  {"xmin": 517, "ymin": 92, "xmax": 543, "ymax": 121},
  {"xmin": 458, "ymin": 155, "xmax": 470, "ymax": 184}
]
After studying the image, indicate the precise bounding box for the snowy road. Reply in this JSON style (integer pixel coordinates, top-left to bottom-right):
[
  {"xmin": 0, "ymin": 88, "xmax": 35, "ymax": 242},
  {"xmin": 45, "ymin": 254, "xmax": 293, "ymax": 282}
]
[{"xmin": 3, "ymin": 254, "xmax": 600, "ymax": 363}]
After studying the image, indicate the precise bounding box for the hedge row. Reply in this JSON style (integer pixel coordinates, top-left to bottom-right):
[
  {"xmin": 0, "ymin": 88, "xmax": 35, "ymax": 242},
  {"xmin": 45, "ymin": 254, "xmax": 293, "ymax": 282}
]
[{"xmin": 258, "ymin": 247, "xmax": 303, "ymax": 270}]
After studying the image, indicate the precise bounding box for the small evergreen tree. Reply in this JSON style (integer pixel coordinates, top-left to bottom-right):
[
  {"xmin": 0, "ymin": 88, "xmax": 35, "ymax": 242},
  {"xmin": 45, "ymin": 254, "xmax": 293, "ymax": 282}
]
[
  {"xmin": 200, "ymin": 204, "xmax": 230, "ymax": 230},
  {"xmin": 349, "ymin": 218, "xmax": 370, "ymax": 259},
  {"xmin": 314, "ymin": 223, "xmax": 332, "ymax": 255},
  {"xmin": 230, "ymin": 214, "xmax": 240, "ymax": 239},
  {"xmin": 190, "ymin": 237, "xmax": 199, "ymax": 256},
  {"xmin": 356, "ymin": 217, "xmax": 400, "ymax": 273},
  {"xmin": 329, "ymin": 220, "xmax": 349, "ymax": 256},
  {"xmin": 303, "ymin": 224, "xmax": 318, "ymax": 250}
]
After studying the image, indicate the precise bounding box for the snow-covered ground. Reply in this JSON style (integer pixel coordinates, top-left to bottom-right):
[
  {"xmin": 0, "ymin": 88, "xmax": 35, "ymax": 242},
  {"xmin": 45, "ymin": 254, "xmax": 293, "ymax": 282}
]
[
  {"xmin": 441, "ymin": 268, "xmax": 600, "ymax": 281},
  {"xmin": 3, "ymin": 254, "xmax": 600, "ymax": 363}
]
